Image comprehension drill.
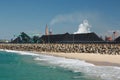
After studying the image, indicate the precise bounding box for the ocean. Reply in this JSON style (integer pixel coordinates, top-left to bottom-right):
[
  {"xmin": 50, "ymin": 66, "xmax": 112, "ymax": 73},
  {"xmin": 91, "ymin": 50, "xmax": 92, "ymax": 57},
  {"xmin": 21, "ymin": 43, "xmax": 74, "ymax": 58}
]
[{"xmin": 0, "ymin": 50, "xmax": 120, "ymax": 80}]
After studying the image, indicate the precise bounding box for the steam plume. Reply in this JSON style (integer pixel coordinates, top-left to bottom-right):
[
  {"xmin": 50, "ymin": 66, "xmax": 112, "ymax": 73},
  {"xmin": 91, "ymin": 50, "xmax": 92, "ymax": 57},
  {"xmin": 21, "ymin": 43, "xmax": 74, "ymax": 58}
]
[{"xmin": 74, "ymin": 20, "xmax": 91, "ymax": 34}]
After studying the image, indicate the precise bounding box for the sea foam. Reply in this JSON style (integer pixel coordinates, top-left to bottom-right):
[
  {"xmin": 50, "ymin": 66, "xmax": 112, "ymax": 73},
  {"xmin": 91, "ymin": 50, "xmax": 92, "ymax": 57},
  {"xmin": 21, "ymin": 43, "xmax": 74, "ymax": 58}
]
[
  {"xmin": 1, "ymin": 49, "xmax": 120, "ymax": 80},
  {"xmin": 0, "ymin": 49, "xmax": 39, "ymax": 56},
  {"xmin": 33, "ymin": 55, "xmax": 120, "ymax": 80}
]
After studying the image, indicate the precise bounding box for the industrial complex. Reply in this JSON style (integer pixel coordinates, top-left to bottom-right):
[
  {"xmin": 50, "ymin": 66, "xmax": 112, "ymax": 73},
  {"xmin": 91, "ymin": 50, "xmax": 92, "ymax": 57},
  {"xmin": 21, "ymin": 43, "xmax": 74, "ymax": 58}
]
[{"xmin": 10, "ymin": 24, "xmax": 120, "ymax": 44}]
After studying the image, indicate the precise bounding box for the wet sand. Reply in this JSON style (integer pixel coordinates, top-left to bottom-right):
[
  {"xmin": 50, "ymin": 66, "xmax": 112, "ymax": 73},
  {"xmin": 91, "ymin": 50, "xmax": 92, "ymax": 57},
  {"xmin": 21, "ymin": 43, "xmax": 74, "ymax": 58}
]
[
  {"xmin": 0, "ymin": 43, "xmax": 120, "ymax": 66},
  {"xmin": 35, "ymin": 52, "xmax": 120, "ymax": 67}
]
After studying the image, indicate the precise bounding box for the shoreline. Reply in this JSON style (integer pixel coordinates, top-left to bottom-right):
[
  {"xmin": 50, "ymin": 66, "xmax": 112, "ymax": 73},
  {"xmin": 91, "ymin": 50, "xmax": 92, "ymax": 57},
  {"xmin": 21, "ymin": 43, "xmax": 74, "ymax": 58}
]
[
  {"xmin": 33, "ymin": 51, "xmax": 120, "ymax": 67},
  {"xmin": 0, "ymin": 43, "xmax": 120, "ymax": 67},
  {"xmin": 1, "ymin": 50, "xmax": 120, "ymax": 80},
  {"xmin": 1, "ymin": 49, "xmax": 120, "ymax": 67}
]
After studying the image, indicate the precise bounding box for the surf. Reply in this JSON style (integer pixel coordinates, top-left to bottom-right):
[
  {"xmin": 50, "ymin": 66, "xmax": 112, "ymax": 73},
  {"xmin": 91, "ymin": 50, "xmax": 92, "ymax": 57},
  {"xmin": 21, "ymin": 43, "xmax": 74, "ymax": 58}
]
[{"xmin": 1, "ymin": 49, "xmax": 120, "ymax": 80}]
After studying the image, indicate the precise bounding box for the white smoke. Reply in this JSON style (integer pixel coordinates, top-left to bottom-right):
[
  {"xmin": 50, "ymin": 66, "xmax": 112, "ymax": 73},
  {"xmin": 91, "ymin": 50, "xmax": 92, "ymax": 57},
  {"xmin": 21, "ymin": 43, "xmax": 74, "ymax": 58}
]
[
  {"xmin": 74, "ymin": 20, "xmax": 91, "ymax": 34},
  {"xmin": 50, "ymin": 14, "xmax": 74, "ymax": 26}
]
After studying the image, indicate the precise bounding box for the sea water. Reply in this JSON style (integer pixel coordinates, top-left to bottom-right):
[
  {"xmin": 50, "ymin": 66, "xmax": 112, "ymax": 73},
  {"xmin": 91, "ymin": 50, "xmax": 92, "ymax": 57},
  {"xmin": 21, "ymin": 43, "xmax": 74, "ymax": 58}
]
[{"xmin": 0, "ymin": 50, "xmax": 120, "ymax": 80}]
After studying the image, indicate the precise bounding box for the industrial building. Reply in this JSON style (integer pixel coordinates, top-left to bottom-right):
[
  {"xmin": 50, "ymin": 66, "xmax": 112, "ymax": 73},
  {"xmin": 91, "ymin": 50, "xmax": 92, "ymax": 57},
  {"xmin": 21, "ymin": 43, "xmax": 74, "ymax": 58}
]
[
  {"xmin": 40, "ymin": 32, "xmax": 104, "ymax": 43},
  {"xmin": 11, "ymin": 25, "xmax": 120, "ymax": 43}
]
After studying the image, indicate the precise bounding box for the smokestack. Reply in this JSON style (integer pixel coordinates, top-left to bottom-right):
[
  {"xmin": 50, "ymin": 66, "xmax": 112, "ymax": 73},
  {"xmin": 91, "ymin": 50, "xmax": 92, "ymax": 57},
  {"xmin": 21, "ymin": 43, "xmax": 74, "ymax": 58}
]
[
  {"xmin": 113, "ymin": 31, "xmax": 117, "ymax": 40},
  {"xmin": 49, "ymin": 28, "xmax": 52, "ymax": 35},
  {"xmin": 45, "ymin": 24, "xmax": 49, "ymax": 35}
]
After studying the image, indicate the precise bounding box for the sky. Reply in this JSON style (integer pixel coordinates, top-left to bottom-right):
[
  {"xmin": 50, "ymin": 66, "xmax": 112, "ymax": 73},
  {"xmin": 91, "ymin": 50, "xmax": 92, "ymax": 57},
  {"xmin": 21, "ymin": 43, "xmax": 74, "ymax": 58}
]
[{"xmin": 0, "ymin": 0, "xmax": 120, "ymax": 39}]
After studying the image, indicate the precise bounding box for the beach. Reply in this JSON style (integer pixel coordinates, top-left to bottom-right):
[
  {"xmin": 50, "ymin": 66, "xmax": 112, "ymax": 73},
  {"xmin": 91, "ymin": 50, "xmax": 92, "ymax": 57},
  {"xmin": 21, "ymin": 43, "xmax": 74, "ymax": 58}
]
[
  {"xmin": 0, "ymin": 43, "xmax": 120, "ymax": 66},
  {"xmin": 34, "ymin": 52, "xmax": 120, "ymax": 66},
  {"xmin": 1, "ymin": 45, "xmax": 120, "ymax": 80}
]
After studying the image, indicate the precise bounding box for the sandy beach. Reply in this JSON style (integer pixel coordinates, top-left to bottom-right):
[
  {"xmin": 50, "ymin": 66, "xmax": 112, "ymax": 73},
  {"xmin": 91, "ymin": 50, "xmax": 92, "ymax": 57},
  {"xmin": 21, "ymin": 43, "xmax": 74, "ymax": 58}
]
[
  {"xmin": 36, "ymin": 52, "xmax": 120, "ymax": 66},
  {"xmin": 1, "ymin": 43, "xmax": 120, "ymax": 66}
]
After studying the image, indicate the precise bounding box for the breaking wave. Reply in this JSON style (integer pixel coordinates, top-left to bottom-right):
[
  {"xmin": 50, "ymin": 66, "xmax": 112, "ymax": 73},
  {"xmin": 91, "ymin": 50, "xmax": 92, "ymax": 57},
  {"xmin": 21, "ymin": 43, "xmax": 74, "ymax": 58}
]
[{"xmin": 1, "ymin": 49, "xmax": 120, "ymax": 80}]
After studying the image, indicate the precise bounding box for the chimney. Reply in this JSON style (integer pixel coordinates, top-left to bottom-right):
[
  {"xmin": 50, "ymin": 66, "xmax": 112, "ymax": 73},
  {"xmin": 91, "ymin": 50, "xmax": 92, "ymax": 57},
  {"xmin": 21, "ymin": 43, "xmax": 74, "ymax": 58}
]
[
  {"xmin": 45, "ymin": 24, "xmax": 49, "ymax": 35},
  {"xmin": 49, "ymin": 28, "xmax": 52, "ymax": 35},
  {"xmin": 113, "ymin": 31, "xmax": 117, "ymax": 40}
]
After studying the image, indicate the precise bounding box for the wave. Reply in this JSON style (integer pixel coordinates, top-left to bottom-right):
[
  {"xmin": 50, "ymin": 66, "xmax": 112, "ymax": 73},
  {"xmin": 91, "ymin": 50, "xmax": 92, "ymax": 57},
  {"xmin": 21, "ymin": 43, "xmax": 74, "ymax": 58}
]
[
  {"xmin": 0, "ymin": 49, "xmax": 39, "ymax": 56},
  {"xmin": 34, "ymin": 56, "xmax": 120, "ymax": 80},
  {"xmin": 1, "ymin": 49, "xmax": 120, "ymax": 80}
]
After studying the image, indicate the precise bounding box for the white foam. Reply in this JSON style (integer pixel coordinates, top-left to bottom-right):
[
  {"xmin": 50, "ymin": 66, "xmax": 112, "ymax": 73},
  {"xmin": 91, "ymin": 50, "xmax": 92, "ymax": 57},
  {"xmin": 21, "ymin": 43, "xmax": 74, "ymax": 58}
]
[
  {"xmin": 34, "ymin": 57, "xmax": 48, "ymax": 61},
  {"xmin": 1, "ymin": 49, "xmax": 120, "ymax": 80},
  {"xmin": 33, "ymin": 53, "xmax": 120, "ymax": 80},
  {"xmin": 0, "ymin": 49, "xmax": 39, "ymax": 56}
]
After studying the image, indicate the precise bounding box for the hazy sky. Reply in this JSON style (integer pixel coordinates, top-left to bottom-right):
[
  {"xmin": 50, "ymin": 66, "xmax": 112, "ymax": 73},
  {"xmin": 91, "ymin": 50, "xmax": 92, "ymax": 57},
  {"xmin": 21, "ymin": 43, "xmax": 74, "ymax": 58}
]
[{"xmin": 0, "ymin": 0, "xmax": 120, "ymax": 39}]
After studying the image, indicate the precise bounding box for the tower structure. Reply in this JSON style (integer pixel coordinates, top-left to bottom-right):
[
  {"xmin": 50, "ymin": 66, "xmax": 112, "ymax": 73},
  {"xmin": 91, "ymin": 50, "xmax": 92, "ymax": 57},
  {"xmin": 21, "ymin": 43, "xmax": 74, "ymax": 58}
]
[
  {"xmin": 113, "ymin": 31, "xmax": 117, "ymax": 41},
  {"xmin": 49, "ymin": 28, "xmax": 52, "ymax": 35},
  {"xmin": 45, "ymin": 24, "xmax": 49, "ymax": 35}
]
